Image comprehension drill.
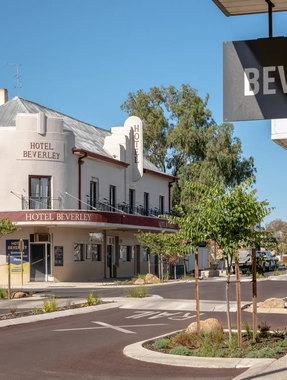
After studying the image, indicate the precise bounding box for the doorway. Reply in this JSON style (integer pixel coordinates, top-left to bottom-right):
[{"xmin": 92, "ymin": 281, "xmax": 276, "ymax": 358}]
[
  {"xmin": 107, "ymin": 245, "xmax": 114, "ymax": 278},
  {"xmin": 30, "ymin": 243, "xmax": 51, "ymax": 281}
]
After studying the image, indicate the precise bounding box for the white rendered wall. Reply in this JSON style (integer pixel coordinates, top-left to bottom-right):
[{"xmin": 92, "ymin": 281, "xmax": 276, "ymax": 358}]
[{"xmin": 0, "ymin": 113, "xmax": 75, "ymax": 211}]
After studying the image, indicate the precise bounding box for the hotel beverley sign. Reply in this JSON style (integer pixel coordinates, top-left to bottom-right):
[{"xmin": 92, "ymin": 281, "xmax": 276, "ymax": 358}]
[
  {"xmin": 17, "ymin": 140, "xmax": 64, "ymax": 161},
  {"xmin": 223, "ymin": 37, "xmax": 287, "ymax": 121},
  {"xmin": 0, "ymin": 211, "xmax": 177, "ymax": 230},
  {"xmin": 25, "ymin": 212, "xmax": 92, "ymax": 222}
]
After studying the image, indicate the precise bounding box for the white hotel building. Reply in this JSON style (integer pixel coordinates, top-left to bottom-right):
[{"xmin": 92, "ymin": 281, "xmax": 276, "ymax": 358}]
[{"xmin": 0, "ymin": 88, "xmax": 177, "ymax": 285}]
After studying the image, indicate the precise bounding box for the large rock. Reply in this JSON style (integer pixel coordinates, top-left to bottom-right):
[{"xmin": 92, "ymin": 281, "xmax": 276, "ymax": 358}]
[
  {"xmin": 186, "ymin": 318, "xmax": 223, "ymax": 334},
  {"xmin": 133, "ymin": 278, "xmax": 145, "ymax": 285},
  {"xmin": 12, "ymin": 291, "xmax": 27, "ymax": 299},
  {"xmin": 145, "ymin": 273, "xmax": 160, "ymax": 284},
  {"xmin": 259, "ymin": 298, "xmax": 285, "ymax": 309}
]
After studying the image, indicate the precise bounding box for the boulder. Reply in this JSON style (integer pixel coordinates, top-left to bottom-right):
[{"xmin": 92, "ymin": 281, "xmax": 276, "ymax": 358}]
[
  {"xmin": 259, "ymin": 298, "xmax": 285, "ymax": 309},
  {"xmin": 12, "ymin": 291, "xmax": 27, "ymax": 299},
  {"xmin": 186, "ymin": 318, "xmax": 223, "ymax": 334},
  {"xmin": 145, "ymin": 273, "xmax": 160, "ymax": 284},
  {"xmin": 133, "ymin": 278, "xmax": 145, "ymax": 285}
]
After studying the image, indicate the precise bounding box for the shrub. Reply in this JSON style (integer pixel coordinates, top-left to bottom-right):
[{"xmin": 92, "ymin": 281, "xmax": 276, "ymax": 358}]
[
  {"xmin": 87, "ymin": 292, "xmax": 102, "ymax": 306},
  {"xmin": 154, "ymin": 338, "xmax": 171, "ymax": 350},
  {"xmin": 0, "ymin": 288, "xmax": 7, "ymax": 299},
  {"xmin": 126, "ymin": 286, "xmax": 148, "ymax": 298},
  {"xmin": 43, "ymin": 297, "xmax": 58, "ymax": 312},
  {"xmin": 32, "ymin": 307, "xmax": 41, "ymax": 315},
  {"xmin": 243, "ymin": 321, "xmax": 253, "ymax": 340},
  {"xmin": 169, "ymin": 346, "xmax": 192, "ymax": 356},
  {"xmin": 246, "ymin": 346, "xmax": 284, "ymax": 358},
  {"xmin": 171, "ymin": 332, "xmax": 199, "ymax": 349},
  {"xmin": 9, "ymin": 307, "xmax": 17, "ymax": 315},
  {"xmin": 258, "ymin": 321, "xmax": 271, "ymax": 338}
]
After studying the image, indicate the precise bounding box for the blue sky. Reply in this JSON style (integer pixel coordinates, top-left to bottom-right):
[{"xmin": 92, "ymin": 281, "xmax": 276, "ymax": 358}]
[{"xmin": 1, "ymin": 0, "xmax": 287, "ymax": 225}]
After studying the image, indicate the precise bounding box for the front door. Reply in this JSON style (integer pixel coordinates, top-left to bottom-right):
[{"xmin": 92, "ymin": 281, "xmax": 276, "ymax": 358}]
[
  {"xmin": 30, "ymin": 244, "xmax": 51, "ymax": 281},
  {"xmin": 30, "ymin": 244, "xmax": 45, "ymax": 281},
  {"xmin": 107, "ymin": 245, "xmax": 114, "ymax": 278}
]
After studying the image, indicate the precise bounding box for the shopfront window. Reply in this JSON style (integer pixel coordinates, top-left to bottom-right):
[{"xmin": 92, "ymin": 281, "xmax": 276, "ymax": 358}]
[
  {"xmin": 74, "ymin": 244, "xmax": 84, "ymax": 261},
  {"xmin": 87, "ymin": 244, "xmax": 101, "ymax": 261}
]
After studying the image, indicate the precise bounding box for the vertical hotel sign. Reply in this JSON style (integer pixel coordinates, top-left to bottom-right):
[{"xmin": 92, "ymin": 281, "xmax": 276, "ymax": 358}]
[{"xmin": 124, "ymin": 116, "xmax": 143, "ymax": 182}]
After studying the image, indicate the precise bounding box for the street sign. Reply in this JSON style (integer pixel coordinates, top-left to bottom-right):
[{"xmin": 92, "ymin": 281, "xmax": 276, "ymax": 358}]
[{"xmin": 223, "ymin": 37, "xmax": 287, "ymax": 121}]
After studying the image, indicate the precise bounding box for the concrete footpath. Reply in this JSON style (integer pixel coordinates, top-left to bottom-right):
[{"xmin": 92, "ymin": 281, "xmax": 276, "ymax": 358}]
[{"xmin": 0, "ymin": 281, "xmax": 287, "ymax": 379}]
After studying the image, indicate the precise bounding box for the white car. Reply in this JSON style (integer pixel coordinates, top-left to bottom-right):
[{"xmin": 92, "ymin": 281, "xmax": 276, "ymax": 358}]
[{"xmin": 257, "ymin": 251, "xmax": 279, "ymax": 272}]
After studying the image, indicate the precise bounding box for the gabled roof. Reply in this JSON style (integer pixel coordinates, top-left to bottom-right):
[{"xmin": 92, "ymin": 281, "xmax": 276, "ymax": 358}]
[{"xmin": 0, "ymin": 96, "xmax": 170, "ymax": 177}]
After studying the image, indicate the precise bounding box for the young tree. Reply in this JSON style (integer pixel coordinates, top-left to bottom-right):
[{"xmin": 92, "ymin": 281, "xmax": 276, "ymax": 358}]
[
  {"xmin": 136, "ymin": 230, "xmax": 190, "ymax": 280},
  {"xmin": 182, "ymin": 179, "xmax": 271, "ymax": 342}
]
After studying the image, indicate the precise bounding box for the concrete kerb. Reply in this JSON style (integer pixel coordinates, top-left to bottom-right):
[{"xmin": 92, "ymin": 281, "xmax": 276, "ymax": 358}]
[
  {"xmin": 123, "ymin": 330, "xmax": 276, "ymax": 371},
  {"xmin": 0, "ymin": 300, "xmax": 121, "ymax": 328}
]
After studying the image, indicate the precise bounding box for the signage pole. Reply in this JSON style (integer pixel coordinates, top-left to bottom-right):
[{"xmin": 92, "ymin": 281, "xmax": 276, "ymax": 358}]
[
  {"xmin": 19, "ymin": 239, "xmax": 24, "ymax": 287},
  {"xmin": 8, "ymin": 254, "xmax": 11, "ymax": 300}
]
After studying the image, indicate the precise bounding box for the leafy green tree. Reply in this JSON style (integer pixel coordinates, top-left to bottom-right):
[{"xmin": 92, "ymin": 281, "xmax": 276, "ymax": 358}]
[
  {"xmin": 179, "ymin": 179, "xmax": 272, "ymax": 341},
  {"xmin": 265, "ymin": 219, "xmax": 287, "ymax": 258},
  {"xmin": 136, "ymin": 230, "xmax": 190, "ymax": 280},
  {"xmin": 121, "ymin": 84, "xmax": 256, "ymax": 203},
  {"xmin": 0, "ymin": 218, "xmax": 18, "ymax": 238}
]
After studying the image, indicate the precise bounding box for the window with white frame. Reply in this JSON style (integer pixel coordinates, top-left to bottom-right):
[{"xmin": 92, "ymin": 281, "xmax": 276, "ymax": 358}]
[
  {"xmin": 74, "ymin": 244, "xmax": 84, "ymax": 261},
  {"xmin": 143, "ymin": 247, "xmax": 149, "ymax": 261},
  {"xmin": 109, "ymin": 185, "xmax": 116, "ymax": 211},
  {"xmin": 89, "ymin": 180, "xmax": 98, "ymax": 210},
  {"xmin": 159, "ymin": 195, "xmax": 164, "ymax": 214},
  {"xmin": 143, "ymin": 192, "xmax": 149, "ymax": 216},
  {"xmin": 86, "ymin": 244, "xmax": 101, "ymax": 261},
  {"xmin": 29, "ymin": 176, "xmax": 51, "ymax": 209},
  {"xmin": 120, "ymin": 245, "xmax": 134, "ymax": 261}
]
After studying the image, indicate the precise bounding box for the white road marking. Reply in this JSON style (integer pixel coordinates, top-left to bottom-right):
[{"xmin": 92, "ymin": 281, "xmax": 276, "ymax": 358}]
[
  {"xmin": 53, "ymin": 322, "xmax": 167, "ymax": 334},
  {"xmin": 91, "ymin": 321, "xmax": 135, "ymax": 334},
  {"xmin": 125, "ymin": 311, "xmax": 204, "ymax": 321}
]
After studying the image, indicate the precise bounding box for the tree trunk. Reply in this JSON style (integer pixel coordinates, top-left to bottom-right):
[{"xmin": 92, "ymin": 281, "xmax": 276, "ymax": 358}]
[
  {"xmin": 195, "ymin": 250, "xmax": 200, "ymax": 335},
  {"xmin": 184, "ymin": 259, "xmax": 187, "ymax": 277},
  {"xmin": 161, "ymin": 255, "xmax": 164, "ymax": 280},
  {"xmin": 252, "ymin": 248, "xmax": 257, "ymax": 342},
  {"xmin": 226, "ymin": 257, "xmax": 232, "ymax": 341},
  {"xmin": 148, "ymin": 253, "xmax": 151, "ymax": 274},
  {"xmin": 166, "ymin": 262, "xmax": 170, "ymax": 281},
  {"xmin": 174, "ymin": 264, "xmax": 177, "ymax": 280},
  {"xmin": 235, "ymin": 258, "xmax": 242, "ymax": 347}
]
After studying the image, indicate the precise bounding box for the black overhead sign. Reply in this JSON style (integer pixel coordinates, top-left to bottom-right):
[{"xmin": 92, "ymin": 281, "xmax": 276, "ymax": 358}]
[{"xmin": 223, "ymin": 37, "xmax": 287, "ymax": 122}]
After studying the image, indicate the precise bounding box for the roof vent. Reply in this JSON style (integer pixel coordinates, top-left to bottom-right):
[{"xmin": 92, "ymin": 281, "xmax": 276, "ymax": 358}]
[{"xmin": 0, "ymin": 88, "xmax": 8, "ymax": 106}]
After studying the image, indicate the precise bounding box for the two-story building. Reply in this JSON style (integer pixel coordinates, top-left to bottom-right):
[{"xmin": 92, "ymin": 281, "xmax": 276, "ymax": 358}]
[{"xmin": 0, "ymin": 88, "xmax": 177, "ymax": 285}]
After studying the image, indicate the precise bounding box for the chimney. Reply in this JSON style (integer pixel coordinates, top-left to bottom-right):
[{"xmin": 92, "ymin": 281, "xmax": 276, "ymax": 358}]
[{"xmin": 0, "ymin": 89, "xmax": 8, "ymax": 106}]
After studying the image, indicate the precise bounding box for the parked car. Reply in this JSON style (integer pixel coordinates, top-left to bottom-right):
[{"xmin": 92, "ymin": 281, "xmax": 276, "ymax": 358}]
[
  {"xmin": 231, "ymin": 250, "xmax": 279, "ymax": 273},
  {"xmin": 258, "ymin": 250, "xmax": 279, "ymax": 272}
]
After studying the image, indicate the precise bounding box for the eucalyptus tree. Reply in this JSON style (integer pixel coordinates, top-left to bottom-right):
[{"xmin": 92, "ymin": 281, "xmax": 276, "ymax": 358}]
[{"xmin": 121, "ymin": 84, "xmax": 256, "ymax": 206}]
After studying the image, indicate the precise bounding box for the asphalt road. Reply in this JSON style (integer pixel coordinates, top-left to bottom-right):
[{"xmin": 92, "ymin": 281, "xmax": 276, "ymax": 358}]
[
  {"xmin": 24, "ymin": 277, "xmax": 287, "ymax": 303},
  {"xmin": 0, "ymin": 307, "xmax": 246, "ymax": 380}
]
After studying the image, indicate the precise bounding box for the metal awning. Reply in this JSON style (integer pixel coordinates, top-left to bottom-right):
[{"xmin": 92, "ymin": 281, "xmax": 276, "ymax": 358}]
[{"xmin": 213, "ymin": 0, "xmax": 287, "ymax": 16}]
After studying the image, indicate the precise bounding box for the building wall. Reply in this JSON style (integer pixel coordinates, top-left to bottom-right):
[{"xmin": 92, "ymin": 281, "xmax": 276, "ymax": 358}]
[
  {"xmin": 0, "ymin": 110, "xmax": 174, "ymax": 284},
  {"xmin": 0, "ymin": 113, "xmax": 75, "ymax": 211}
]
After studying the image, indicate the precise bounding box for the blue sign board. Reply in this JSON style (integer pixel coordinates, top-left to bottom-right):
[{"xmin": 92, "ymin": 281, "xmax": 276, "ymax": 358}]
[{"xmin": 6, "ymin": 239, "xmax": 29, "ymax": 265}]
